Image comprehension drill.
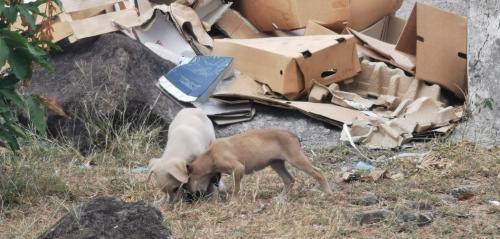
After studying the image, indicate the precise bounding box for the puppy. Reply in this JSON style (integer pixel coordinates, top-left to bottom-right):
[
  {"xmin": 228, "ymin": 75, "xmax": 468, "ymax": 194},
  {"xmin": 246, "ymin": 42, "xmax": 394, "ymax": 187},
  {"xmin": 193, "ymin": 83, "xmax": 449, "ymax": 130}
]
[
  {"xmin": 148, "ymin": 108, "xmax": 216, "ymax": 202},
  {"xmin": 187, "ymin": 128, "xmax": 333, "ymax": 197}
]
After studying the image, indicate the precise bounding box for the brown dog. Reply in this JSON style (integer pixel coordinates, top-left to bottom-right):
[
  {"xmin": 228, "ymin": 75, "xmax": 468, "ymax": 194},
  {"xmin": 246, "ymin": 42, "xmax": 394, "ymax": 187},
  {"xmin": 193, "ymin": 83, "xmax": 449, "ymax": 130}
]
[{"xmin": 187, "ymin": 128, "xmax": 333, "ymax": 197}]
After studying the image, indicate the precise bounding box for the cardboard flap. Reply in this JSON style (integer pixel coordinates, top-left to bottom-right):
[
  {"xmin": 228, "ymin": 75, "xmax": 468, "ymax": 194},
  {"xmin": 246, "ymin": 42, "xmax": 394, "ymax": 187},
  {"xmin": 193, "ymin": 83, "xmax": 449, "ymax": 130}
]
[
  {"xmin": 349, "ymin": 28, "xmax": 415, "ymax": 73},
  {"xmin": 170, "ymin": 3, "xmax": 214, "ymax": 47},
  {"xmin": 395, "ymin": 5, "xmax": 417, "ymax": 55},
  {"xmin": 216, "ymin": 9, "xmax": 267, "ymax": 39},
  {"xmin": 304, "ymin": 20, "xmax": 339, "ymax": 36},
  {"xmin": 362, "ymin": 16, "xmax": 407, "ymax": 44},
  {"xmin": 415, "ymin": 3, "xmax": 467, "ymax": 98}
]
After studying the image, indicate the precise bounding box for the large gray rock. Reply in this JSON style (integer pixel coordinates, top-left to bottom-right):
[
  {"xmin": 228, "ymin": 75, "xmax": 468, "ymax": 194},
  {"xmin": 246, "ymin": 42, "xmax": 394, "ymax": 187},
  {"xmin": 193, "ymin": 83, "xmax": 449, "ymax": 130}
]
[
  {"xmin": 38, "ymin": 197, "xmax": 172, "ymax": 239},
  {"xmin": 398, "ymin": 0, "xmax": 500, "ymax": 146}
]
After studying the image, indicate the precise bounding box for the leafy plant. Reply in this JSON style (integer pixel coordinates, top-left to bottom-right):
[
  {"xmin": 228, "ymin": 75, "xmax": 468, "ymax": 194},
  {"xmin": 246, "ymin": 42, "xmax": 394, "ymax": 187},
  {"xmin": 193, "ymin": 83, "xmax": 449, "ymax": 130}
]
[{"xmin": 1, "ymin": 0, "xmax": 63, "ymax": 151}]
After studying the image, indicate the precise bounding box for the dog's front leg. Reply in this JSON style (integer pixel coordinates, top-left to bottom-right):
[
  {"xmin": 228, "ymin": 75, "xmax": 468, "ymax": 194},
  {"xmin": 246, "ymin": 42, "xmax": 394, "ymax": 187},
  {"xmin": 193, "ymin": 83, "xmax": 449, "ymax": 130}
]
[
  {"xmin": 215, "ymin": 157, "xmax": 245, "ymax": 199},
  {"xmin": 231, "ymin": 165, "xmax": 245, "ymax": 198}
]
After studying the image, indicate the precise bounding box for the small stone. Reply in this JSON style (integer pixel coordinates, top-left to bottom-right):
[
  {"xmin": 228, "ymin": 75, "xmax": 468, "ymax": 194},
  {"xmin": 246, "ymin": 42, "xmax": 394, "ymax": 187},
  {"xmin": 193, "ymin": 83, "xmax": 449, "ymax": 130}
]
[
  {"xmin": 451, "ymin": 186, "xmax": 476, "ymax": 201},
  {"xmin": 389, "ymin": 172, "xmax": 405, "ymax": 180},
  {"xmin": 352, "ymin": 193, "xmax": 380, "ymax": 206},
  {"xmin": 367, "ymin": 170, "xmax": 388, "ymax": 182},
  {"xmin": 352, "ymin": 209, "xmax": 393, "ymax": 225},
  {"xmin": 342, "ymin": 172, "xmax": 360, "ymax": 182},
  {"xmin": 397, "ymin": 212, "xmax": 433, "ymax": 227}
]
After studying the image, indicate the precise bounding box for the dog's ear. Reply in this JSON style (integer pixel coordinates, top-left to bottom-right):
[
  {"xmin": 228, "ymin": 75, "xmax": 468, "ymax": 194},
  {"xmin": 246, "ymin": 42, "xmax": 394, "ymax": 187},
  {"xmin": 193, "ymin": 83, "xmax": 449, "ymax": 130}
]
[{"xmin": 169, "ymin": 163, "xmax": 189, "ymax": 184}]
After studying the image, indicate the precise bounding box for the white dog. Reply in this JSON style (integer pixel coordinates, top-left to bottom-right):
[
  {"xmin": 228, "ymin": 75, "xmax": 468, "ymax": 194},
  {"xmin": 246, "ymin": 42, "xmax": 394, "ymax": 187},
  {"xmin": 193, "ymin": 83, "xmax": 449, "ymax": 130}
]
[{"xmin": 148, "ymin": 108, "xmax": 216, "ymax": 202}]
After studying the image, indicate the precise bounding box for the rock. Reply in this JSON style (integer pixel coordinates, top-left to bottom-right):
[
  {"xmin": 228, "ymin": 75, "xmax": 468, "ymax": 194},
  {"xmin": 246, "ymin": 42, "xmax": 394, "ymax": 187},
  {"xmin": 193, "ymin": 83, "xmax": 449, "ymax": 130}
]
[
  {"xmin": 388, "ymin": 172, "xmax": 405, "ymax": 180},
  {"xmin": 38, "ymin": 197, "xmax": 172, "ymax": 239},
  {"xmin": 451, "ymin": 185, "xmax": 476, "ymax": 201},
  {"xmin": 397, "ymin": 212, "xmax": 433, "ymax": 227},
  {"xmin": 30, "ymin": 34, "xmax": 178, "ymax": 154},
  {"xmin": 352, "ymin": 193, "xmax": 380, "ymax": 206},
  {"xmin": 352, "ymin": 209, "xmax": 393, "ymax": 225},
  {"xmin": 342, "ymin": 172, "xmax": 361, "ymax": 182},
  {"xmin": 367, "ymin": 170, "xmax": 388, "ymax": 182}
]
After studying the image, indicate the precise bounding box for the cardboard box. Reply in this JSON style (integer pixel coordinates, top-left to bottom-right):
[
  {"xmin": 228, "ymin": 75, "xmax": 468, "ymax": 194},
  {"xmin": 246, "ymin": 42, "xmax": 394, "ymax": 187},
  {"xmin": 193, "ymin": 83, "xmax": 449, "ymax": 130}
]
[
  {"xmin": 350, "ymin": 3, "xmax": 467, "ymax": 99},
  {"xmin": 395, "ymin": 3, "xmax": 468, "ymax": 99},
  {"xmin": 236, "ymin": 0, "xmax": 350, "ymax": 32},
  {"xmin": 236, "ymin": 0, "xmax": 403, "ymax": 32},
  {"xmin": 348, "ymin": 0, "xmax": 403, "ymax": 31},
  {"xmin": 212, "ymin": 35, "xmax": 360, "ymax": 100}
]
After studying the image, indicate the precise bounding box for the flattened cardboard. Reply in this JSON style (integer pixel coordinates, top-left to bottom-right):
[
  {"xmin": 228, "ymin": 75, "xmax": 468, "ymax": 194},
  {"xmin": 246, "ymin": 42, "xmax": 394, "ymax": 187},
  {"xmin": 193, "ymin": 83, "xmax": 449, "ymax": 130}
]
[
  {"xmin": 396, "ymin": 3, "xmax": 467, "ymax": 99},
  {"xmin": 341, "ymin": 97, "xmax": 462, "ymax": 149},
  {"xmin": 349, "ymin": 28, "xmax": 416, "ymax": 73},
  {"xmin": 61, "ymin": 0, "xmax": 122, "ymax": 13},
  {"xmin": 212, "ymin": 35, "xmax": 360, "ymax": 100},
  {"xmin": 213, "ymin": 74, "xmax": 367, "ymax": 127},
  {"xmin": 216, "ymin": 9, "xmax": 267, "ymax": 39},
  {"xmin": 348, "ymin": 0, "xmax": 403, "ymax": 31},
  {"xmin": 236, "ymin": 0, "xmax": 350, "ymax": 32},
  {"xmin": 69, "ymin": 9, "xmax": 141, "ymax": 40},
  {"xmin": 341, "ymin": 60, "xmax": 444, "ymax": 106}
]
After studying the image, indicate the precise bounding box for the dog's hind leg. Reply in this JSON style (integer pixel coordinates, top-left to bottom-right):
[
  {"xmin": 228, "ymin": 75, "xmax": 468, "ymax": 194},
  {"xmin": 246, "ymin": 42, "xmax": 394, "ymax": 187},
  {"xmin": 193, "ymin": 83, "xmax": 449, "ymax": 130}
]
[
  {"xmin": 270, "ymin": 160, "xmax": 295, "ymax": 191},
  {"xmin": 285, "ymin": 152, "xmax": 333, "ymax": 194}
]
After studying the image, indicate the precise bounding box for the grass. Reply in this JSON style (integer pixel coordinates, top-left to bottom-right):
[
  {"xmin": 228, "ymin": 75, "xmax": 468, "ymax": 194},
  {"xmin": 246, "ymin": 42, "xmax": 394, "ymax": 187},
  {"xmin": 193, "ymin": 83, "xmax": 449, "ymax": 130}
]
[{"xmin": 0, "ymin": 110, "xmax": 499, "ymax": 238}]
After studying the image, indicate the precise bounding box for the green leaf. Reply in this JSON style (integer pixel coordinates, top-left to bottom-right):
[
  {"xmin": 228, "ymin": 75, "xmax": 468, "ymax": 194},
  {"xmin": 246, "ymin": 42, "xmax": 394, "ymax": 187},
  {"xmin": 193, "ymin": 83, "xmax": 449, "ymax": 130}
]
[
  {"xmin": 5, "ymin": 121, "xmax": 27, "ymax": 139},
  {"xmin": 18, "ymin": 6, "xmax": 36, "ymax": 29},
  {"xmin": 1, "ymin": 29, "xmax": 29, "ymax": 46},
  {"xmin": 26, "ymin": 95, "xmax": 46, "ymax": 135},
  {"xmin": 0, "ymin": 88, "xmax": 25, "ymax": 108},
  {"xmin": 0, "ymin": 127, "xmax": 20, "ymax": 151},
  {"xmin": 3, "ymin": 6, "xmax": 18, "ymax": 22},
  {"xmin": 0, "ymin": 74, "xmax": 20, "ymax": 89},
  {"xmin": 0, "ymin": 37, "xmax": 9, "ymax": 67},
  {"xmin": 0, "ymin": 0, "xmax": 5, "ymax": 16},
  {"xmin": 8, "ymin": 48, "xmax": 32, "ymax": 80}
]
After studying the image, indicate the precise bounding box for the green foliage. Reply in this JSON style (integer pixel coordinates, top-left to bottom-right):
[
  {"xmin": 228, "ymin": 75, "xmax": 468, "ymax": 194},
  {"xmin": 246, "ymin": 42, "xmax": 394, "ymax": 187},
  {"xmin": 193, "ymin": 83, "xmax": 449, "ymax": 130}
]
[{"xmin": 1, "ymin": 0, "xmax": 61, "ymax": 151}]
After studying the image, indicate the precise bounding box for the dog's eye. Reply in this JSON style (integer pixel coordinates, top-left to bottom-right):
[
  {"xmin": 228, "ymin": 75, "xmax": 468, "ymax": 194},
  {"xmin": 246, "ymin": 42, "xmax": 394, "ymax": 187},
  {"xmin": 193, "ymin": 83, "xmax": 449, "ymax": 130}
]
[{"xmin": 173, "ymin": 187, "xmax": 179, "ymax": 193}]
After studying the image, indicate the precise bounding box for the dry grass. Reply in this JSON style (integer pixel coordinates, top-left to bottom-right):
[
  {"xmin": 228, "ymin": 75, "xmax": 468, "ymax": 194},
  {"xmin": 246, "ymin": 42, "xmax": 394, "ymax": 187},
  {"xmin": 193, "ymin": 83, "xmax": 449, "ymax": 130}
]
[{"xmin": 0, "ymin": 116, "xmax": 499, "ymax": 238}]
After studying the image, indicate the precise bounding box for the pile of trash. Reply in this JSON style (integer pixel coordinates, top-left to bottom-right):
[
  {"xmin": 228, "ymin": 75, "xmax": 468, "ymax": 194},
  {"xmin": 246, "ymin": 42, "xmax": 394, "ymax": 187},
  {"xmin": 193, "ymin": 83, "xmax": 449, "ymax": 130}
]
[{"xmin": 37, "ymin": 0, "xmax": 467, "ymax": 149}]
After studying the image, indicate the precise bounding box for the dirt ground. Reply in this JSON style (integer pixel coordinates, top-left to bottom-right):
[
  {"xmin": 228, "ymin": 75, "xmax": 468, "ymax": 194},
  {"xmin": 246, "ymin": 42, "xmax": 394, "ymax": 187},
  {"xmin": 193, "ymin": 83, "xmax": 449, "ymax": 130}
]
[{"xmin": 1, "ymin": 128, "xmax": 498, "ymax": 238}]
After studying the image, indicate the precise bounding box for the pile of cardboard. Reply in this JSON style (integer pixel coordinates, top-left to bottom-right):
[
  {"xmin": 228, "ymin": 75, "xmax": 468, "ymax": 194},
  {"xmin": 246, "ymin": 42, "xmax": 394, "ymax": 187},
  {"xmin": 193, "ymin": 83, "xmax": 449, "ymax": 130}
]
[{"xmin": 53, "ymin": 0, "xmax": 467, "ymax": 149}]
